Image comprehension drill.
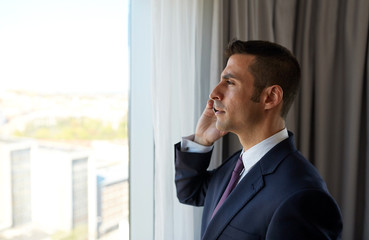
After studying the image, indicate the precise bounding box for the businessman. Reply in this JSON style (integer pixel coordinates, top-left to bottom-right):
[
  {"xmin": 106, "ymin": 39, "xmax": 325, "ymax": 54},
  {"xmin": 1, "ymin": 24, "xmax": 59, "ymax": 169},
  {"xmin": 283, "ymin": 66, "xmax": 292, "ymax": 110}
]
[{"xmin": 175, "ymin": 40, "xmax": 343, "ymax": 239}]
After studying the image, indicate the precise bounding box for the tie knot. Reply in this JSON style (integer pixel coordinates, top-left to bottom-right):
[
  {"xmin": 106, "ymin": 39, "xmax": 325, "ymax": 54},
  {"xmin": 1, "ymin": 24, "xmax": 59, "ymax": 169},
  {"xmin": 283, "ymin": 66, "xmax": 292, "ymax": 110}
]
[{"xmin": 233, "ymin": 156, "xmax": 244, "ymax": 175}]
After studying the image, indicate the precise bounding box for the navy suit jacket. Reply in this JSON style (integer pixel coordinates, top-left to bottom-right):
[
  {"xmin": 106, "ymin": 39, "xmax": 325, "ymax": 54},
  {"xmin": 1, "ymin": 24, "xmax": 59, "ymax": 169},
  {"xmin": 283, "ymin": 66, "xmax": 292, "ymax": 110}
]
[{"xmin": 175, "ymin": 133, "xmax": 342, "ymax": 240}]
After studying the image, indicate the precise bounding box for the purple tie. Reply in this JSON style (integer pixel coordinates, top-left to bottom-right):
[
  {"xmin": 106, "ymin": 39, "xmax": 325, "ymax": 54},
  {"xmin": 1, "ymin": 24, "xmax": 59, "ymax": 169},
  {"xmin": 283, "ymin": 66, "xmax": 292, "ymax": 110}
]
[{"xmin": 211, "ymin": 156, "xmax": 244, "ymax": 218}]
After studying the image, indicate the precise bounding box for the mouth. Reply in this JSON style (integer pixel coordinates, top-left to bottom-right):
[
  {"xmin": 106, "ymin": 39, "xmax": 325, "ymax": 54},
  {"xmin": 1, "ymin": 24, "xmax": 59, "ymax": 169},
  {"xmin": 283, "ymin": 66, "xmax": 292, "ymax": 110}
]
[{"xmin": 213, "ymin": 106, "xmax": 224, "ymax": 114}]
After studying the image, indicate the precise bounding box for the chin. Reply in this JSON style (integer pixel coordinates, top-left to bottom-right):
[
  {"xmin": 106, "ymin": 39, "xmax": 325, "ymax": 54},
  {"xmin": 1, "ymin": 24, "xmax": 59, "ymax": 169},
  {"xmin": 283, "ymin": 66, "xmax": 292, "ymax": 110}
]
[{"xmin": 216, "ymin": 122, "xmax": 229, "ymax": 132}]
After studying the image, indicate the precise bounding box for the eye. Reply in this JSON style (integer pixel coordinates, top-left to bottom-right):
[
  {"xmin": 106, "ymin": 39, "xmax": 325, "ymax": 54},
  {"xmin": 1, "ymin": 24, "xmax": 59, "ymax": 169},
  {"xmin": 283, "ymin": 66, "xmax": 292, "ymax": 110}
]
[{"xmin": 226, "ymin": 80, "xmax": 234, "ymax": 85}]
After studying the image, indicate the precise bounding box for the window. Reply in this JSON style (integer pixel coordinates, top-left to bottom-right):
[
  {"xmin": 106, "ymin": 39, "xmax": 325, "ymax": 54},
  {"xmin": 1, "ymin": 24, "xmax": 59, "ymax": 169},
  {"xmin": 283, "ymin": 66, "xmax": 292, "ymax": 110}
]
[
  {"xmin": 11, "ymin": 149, "xmax": 32, "ymax": 227},
  {"xmin": 0, "ymin": 0, "xmax": 130, "ymax": 239},
  {"xmin": 129, "ymin": 0, "xmax": 154, "ymax": 239}
]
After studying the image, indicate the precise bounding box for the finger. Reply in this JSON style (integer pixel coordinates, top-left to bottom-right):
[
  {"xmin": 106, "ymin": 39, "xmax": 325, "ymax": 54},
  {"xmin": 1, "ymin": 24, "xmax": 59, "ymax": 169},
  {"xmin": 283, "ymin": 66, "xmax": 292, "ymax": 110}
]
[
  {"xmin": 206, "ymin": 99, "xmax": 214, "ymax": 109},
  {"xmin": 202, "ymin": 100, "xmax": 216, "ymax": 117}
]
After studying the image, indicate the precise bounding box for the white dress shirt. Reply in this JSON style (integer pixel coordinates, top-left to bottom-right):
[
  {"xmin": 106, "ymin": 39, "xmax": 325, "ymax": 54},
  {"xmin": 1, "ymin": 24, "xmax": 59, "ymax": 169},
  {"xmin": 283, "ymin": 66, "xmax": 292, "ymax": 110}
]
[{"xmin": 181, "ymin": 128, "xmax": 289, "ymax": 181}]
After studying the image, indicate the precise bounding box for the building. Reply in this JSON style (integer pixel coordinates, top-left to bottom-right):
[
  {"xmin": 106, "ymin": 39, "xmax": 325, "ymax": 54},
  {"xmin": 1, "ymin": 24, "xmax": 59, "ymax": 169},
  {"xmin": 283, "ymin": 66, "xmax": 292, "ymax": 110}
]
[
  {"xmin": 0, "ymin": 139, "xmax": 96, "ymax": 239},
  {"xmin": 0, "ymin": 138, "xmax": 34, "ymax": 231},
  {"xmin": 31, "ymin": 142, "xmax": 95, "ymax": 239},
  {"xmin": 96, "ymin": 165, "xmax": 128, "ymax": 240}
]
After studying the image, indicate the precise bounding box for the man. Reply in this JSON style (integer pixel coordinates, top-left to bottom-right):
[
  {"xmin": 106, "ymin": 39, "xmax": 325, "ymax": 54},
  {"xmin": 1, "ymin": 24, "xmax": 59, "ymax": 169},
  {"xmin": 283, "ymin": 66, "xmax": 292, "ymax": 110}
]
[{"xmin": 174, "ymin": 40, "xmax": 343, "ymax": 239}]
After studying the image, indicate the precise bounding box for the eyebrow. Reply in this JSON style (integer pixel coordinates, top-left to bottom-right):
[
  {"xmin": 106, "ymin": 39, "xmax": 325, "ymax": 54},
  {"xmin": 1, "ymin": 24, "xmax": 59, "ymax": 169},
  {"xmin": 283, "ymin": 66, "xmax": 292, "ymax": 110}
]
[{"xmin": 222, "ymin": 73, "xmax": 236, "ymax": 79}]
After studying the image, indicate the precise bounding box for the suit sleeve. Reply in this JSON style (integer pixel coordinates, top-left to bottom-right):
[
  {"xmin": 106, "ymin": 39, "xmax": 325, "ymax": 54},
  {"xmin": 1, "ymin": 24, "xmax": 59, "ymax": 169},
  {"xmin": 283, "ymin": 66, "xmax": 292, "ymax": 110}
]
[
  {"xmin": 266, "ymin": 189, "xmax": 343, "ymax": 240},
  {"xmin": 174, "ymin": 142, "xmax": 213, "ymax": 206}
]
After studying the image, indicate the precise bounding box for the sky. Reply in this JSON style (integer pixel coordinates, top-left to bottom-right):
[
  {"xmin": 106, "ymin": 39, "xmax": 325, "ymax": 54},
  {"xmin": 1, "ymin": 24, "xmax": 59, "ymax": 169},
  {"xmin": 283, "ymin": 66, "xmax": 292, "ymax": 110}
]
[{"xmin": 0, "ymin": 0, "xmax": 129, "ymax": 94}]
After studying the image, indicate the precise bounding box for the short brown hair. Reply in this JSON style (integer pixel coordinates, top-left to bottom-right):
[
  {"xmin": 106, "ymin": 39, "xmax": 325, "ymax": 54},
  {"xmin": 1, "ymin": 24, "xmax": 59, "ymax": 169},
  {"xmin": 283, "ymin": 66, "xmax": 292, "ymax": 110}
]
[{"xmin": 225, "ymin": 40, "xmax": 301, "ymax": 118}]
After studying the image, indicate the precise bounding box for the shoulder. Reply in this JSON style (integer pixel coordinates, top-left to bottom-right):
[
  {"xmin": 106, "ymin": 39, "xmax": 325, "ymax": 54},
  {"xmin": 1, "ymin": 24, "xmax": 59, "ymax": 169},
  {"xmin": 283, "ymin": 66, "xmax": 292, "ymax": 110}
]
[
  {"xmin": 260, "ymin": 136, "xmax": 327, "ymax": 191},
  {"xmin": 266, "ymin": 188, "xmax": 343, "ymax": 239}
]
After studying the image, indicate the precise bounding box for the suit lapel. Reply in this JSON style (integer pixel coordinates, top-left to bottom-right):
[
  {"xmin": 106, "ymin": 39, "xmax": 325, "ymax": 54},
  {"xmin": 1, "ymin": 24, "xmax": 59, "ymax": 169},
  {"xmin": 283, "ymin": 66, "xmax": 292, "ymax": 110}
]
[
  {"xmin": 202, "ymin": 164, "xmax": 264, "ymax": 240},
  {"xmin": 202, "ymin": 153, "xmax": 238, "ymax": 229},
  {"xmin": 201, "ymin": 134, "xmax": 297, "ymax": 240}
]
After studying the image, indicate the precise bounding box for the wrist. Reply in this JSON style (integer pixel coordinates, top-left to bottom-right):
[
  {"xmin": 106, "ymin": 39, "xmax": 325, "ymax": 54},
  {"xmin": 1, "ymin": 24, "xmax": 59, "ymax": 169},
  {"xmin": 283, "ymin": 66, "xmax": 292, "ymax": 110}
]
[{"xmin": 194, "ymin": 135, "xmax": 213, "ymax": 146}]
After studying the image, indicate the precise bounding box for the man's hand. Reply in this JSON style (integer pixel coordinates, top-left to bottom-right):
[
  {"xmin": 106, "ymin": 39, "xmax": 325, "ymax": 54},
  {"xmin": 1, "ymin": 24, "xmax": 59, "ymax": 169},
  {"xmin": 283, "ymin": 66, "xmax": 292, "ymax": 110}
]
[{"xmin": 194, "ymin": 100, "xmax": 228, "ymax": 146}]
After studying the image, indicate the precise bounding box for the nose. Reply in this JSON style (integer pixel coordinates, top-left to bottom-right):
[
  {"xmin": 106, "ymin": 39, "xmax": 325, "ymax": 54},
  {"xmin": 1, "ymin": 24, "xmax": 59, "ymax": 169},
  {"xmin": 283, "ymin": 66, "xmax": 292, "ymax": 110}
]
[{"xmin": 209, "ymin": 83, "xmax": 223, "ymax": 100}]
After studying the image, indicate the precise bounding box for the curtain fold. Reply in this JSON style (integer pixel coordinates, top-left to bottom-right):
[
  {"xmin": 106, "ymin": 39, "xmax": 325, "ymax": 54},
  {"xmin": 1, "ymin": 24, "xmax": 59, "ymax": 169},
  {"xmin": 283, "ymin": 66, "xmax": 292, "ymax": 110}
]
[
  {"xmin": 364, "ymin": 32, "xmax": 369, "ymax": 240},
  {"xmin": 151, "ymin": 1, "xmax": 224, "ymax": 239},
  {"xmin": 152, "ymin": 1, "xmax": 199, "ymax": 239}
]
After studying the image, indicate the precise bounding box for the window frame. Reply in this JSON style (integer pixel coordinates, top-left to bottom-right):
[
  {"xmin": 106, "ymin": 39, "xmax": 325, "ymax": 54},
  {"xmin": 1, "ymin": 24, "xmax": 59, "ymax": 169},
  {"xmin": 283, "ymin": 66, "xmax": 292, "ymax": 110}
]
[{"xmin": 129, "ymin": 0, "xmax": 154, "ymax": 239}]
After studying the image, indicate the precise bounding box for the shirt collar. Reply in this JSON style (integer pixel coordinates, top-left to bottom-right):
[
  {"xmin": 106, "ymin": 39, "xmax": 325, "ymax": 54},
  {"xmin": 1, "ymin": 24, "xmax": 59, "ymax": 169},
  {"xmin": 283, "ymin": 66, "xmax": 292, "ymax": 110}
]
[{"xmin": 240, "ymin": 128, "xmax": 289, "ymax": 175}]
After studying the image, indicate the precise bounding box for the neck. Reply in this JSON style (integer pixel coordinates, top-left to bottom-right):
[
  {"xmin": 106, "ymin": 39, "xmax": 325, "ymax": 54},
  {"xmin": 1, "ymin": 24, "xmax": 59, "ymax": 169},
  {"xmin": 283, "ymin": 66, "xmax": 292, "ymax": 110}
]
[{"xmin": 237, "ymin": 117, "xmax": 285, "ymax": 151}]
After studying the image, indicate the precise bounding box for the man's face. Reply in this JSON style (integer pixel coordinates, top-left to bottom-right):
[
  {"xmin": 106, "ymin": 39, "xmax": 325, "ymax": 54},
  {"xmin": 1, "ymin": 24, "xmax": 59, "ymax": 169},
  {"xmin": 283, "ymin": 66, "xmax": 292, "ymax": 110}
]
[{"xmin": 210, "ymin": 54, "xmax": 264, "ymax": 134}]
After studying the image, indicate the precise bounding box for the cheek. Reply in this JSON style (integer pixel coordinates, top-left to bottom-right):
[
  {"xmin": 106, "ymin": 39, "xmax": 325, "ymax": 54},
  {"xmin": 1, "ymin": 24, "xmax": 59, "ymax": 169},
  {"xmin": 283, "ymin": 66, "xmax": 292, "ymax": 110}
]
[
  {"xmin": 236, "ymin": 100, "xmax": 260, "ymax": 118},
  {"xmin": 225, "ymin": 90, "xmax": 243, "ymax": 104}
]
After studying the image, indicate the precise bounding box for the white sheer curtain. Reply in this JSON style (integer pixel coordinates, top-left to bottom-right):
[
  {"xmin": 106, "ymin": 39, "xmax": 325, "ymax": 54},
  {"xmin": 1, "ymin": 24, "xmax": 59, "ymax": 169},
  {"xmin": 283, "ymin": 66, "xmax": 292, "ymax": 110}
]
[
  {"xmin": 151, "ymin": 0, "xmax": 223, "ymax": 239},
  {"xmin": 152, "ymin": 1, "xmax": 201, "ymax": 239}
]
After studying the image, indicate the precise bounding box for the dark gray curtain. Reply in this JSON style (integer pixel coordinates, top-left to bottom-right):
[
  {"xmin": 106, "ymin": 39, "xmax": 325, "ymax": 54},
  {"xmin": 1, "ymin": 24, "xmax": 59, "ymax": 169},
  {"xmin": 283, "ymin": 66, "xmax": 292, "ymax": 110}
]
[{"xmin": 213, "ymin": 0, "xmax": 369, "ymax": 239}]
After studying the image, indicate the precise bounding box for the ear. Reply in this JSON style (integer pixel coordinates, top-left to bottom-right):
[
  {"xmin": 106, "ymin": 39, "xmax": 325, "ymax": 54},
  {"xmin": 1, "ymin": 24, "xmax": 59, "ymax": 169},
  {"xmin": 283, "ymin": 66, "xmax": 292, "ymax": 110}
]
[{"xmin": 263, "ymin": 85, "xmax": 283, "ymax": 110}]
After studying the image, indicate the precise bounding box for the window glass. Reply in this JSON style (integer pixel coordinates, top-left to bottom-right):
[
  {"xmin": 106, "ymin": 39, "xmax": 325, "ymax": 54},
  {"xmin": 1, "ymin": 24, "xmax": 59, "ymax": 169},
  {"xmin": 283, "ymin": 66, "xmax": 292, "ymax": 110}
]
[{"xmin": 0, "ymin": 1, "xmax": 130, "ymax": 239}]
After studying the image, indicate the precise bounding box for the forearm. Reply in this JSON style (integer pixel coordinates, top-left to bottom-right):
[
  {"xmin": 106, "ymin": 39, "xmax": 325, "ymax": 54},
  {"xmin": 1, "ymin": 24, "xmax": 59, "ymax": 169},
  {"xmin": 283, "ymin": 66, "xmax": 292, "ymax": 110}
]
[{"xmin": 174, "ymin": 142, "xmax": 213, "ymax": 206}]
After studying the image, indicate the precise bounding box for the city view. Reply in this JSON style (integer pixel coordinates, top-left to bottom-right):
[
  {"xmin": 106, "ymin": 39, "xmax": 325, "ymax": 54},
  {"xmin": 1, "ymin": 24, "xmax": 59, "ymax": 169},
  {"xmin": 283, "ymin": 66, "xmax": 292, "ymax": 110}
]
[
  {"xmin": 0, "ymin": 0, "xmax": 130, "ymax": 239},
  {"xmin": 0, "ymin": 90, "xmax": 129, "ymax": 240}
]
